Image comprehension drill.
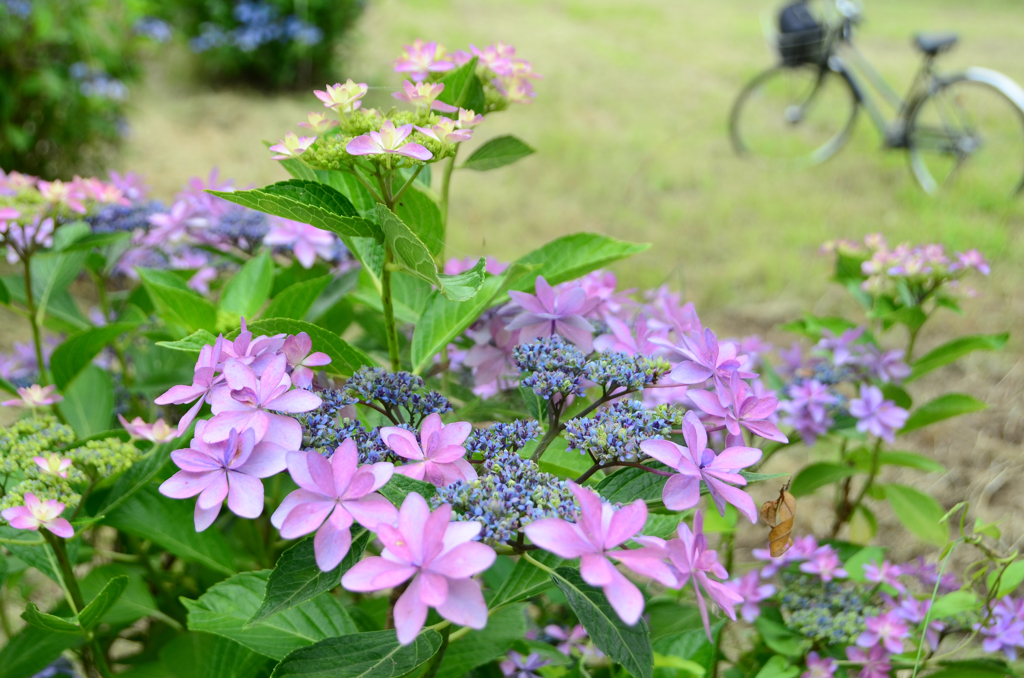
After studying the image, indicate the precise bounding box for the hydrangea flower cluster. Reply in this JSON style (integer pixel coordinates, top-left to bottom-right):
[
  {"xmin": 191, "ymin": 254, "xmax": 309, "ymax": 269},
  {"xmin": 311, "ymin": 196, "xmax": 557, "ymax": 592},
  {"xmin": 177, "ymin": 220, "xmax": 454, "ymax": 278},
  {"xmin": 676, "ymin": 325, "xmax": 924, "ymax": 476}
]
[
  {"xmin": 433, "ymin": 451, "xmax": 577, "ymax": 545},
  {"xmin": 0, "ymin": 414, "xmax": 78, "ymax": 515},
  {"xmin": 513, "ymin": 336, "xmax": 588, "ymax": 402},
  {"xmin": 189, "ymin": 1, "xmax": 323, "ymax": 54},
  {"xmin": 342, "ymin": 366, "xmax": 452, "ymax": 427},
  {"xmin": 564, "ymin": 399, "xmax": 675, "ymax": 464},
  {"xmin": 464, "ymin": 420, "xmax": 541, "ymax": 459}
]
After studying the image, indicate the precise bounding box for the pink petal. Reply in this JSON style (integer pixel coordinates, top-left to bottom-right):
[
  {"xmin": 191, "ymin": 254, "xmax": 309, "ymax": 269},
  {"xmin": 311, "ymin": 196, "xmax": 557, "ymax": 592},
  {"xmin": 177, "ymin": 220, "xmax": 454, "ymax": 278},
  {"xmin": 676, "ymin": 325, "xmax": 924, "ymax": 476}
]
[
  {"xmin": 171, "ymin": 449, "xmax": 222, "ymax": 473},
  {"xmin": 271, "ymin": 489, "xmax": 326, "ymax": 529},
  {"xmin": 279, "ymin": 499, "xmax": 335, "ymax": 539},
  {"xmin": 669, "ymin": 361, "xmax": 713, "ymax": 385},
  {"xmin": 604, "ymin": 500, "xmax": 647, "ymax": 549},
  {"xmin": 346, "ymin": 135, "xmax": 382, "ymax": 156},
  {"xmin": 743, "ymin": 420, "xmax": 788, "ymax": 443},
  {"xmin": 706, "ymin": 479, "xmax": 759, "ymax": 524},
  {"xmin": 687, "ymin": 390, "xmax": 729, "ymax": 417},
  {"xmin": 304, "ymin": 352, "xmax": 332, "ymax": 367},
  {"xmin": 155, "ymin": 384, "xmax": 205, "ymax": 406},
  {"xmin": 569, "ymin": 483, "xmax": 606, "ymax": 549},
  {"xmin": 194, "ymin": 502, "xmax": 221, "ymax": 531},
  {"xmin": 381, "ymin": 427, "xmax": 423, "ymax": 460},
  {"xmin": 638, "ymin": 439, "xmax": 682, "ymax": 469},
  {"xmin": 222, "ymin": 359, "xmax": 258, "ymax": 392},
  {"xmin": 226, "ymin": 471, "xmax": 265, "ymax": 518},
  {"xmin": 197, "ymin": 473, "xmax": 228, "ymax": 510},
  {"xmin": 418, "ymin": 570, "xmax": 449, "ymax": 607},
  {"xmin": 681, "ymin": 411, "xmax": 708, "ymax": 454},
  {"xmin": 330, "ymin": 440, "xmax": 359, "ymax": 495},
  {"xmin": 580, "ymin": 553, "xmax": 616, "ymax": 586},
  {"xmin": 398, "ymin": 493, "xmax": 431, "ymax": 561},
  {"xmin": 419, "ymin": 413, "xmax": 443, "ymax": 448},
  {"xmin": 534, "ymin": 277, "xmax": 556, "ymax": 311},
  {"xmin": 262, "ymin": 413, "xmax": 303, "ymax": 450},
  {"xmin": 435, "ymin": 577, "xmax": 488, "ymax": 629},
  {"xmin": 342, "ymin": 556, "xmax": 417, "ymax": 592},
  {"xmin": 524, "ymin": 519, "xmax": 595, "ymax": 558},
  {"xmin": 441, "ymin": 521, "xmax": 482, "ymax": 553},
  {"xmin": 612, "ymin": 548, "xmax": 677, "ymax": 587},
  {"xmin": 662, "ymin": 474, "xmax": 701, "ymax": 511},
  {"xmin": 604, "ymin": 567, "xmax": 645, "ymax": 625},
  {"xmin": 394, "ymin": 576, "xmax": 430, "ymax": 645},
  {"xmin": 708, "ymin": 446, "xmax": 762, "ymax": 471},
  {"xmin": 343, "ymin": 494, "xmax": 398, "ymax": 530},
  {"xmin": 314, "ymin": 513, "xmax": 353, "ymax": 571},
  {"xmin": 743, "ymin": 396, "xmax": 778, "ymax": 420},
  {"xmin": 236, "ymin": 441, "xmax": 287, "ymax": 477},
  {"xmin": 286, "ymin": 451, "xmax": 336, "ymax": 495},
  {"xmin": 555, "ymin": 317, "xmax": 594, "ymax": 353},
  {"xmin": 507, "ymin": 290, "xmax": 547, "ymax": 315},
  {"xmin": 428, "ymin": 444, "xmax": 468, "ymax": 464},
  {"xmin": 436, "ymin": 421, "xmax": 472, "ymax": 448},
  {"xmin": 205, "ymin": 410, "xmax": 267, "ymax": 444},
  {"xmin": 395, "ymin": 462, "xmax": 426, "ymax": 481},
  {"xmin": 45, "ymin": 518, "xmax": 74, "ymax": 539},
  {"xmin": 267, "ymin": 389, "xmax": 322, "ymax": 414},
  {"xmin": 395, "ymin": 143, "xmax": 433, "ymax": 161},
  {"xmin": 428, "ymin": 541, "xmax": 495, "ymax": 578},
  {"xmin": 160, "ymin": 470, "xmax": 217, "ymax": 499}
]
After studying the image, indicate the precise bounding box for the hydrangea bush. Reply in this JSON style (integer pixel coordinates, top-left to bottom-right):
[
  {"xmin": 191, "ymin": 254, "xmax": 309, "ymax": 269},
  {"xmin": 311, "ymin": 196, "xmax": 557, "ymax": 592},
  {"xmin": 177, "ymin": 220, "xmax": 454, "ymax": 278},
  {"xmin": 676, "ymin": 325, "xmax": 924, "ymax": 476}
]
[{"xmin": 0, "ymin": 38, "xmax": 1018, "ymax": 678}]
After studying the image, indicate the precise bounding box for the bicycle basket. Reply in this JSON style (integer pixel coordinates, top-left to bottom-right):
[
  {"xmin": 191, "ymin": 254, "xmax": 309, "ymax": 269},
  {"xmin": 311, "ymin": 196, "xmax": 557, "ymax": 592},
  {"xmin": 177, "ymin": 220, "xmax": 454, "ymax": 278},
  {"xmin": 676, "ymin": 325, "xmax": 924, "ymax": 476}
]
[{"xmin": 775, "ymin": 1, "xmax": 826, "ymax": 66}]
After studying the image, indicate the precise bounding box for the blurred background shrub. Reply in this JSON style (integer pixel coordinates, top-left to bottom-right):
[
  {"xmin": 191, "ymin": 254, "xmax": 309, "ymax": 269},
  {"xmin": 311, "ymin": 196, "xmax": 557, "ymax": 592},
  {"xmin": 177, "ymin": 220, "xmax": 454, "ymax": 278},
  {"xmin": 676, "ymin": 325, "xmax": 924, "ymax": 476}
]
[
  {"xmin": 0, "ymin": 0, "xmax": 146, "ymax": 178},
  {"xmin": 155, "ymin": 0, "xmax": 366, "ymax": 90}
]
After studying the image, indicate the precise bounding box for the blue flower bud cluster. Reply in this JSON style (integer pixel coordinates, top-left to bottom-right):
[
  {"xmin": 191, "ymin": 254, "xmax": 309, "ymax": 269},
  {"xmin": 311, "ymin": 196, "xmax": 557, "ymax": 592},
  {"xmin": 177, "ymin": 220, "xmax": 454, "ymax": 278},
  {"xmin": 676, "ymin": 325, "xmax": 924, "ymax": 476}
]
[
  {"xmin": 779, "ymin": 573, "xmax": 878, "ymax": 645},
  {"xmin": 87, "ymin": 201, "xmax": 166, "ymax": 234},
  {"xmin": 433, "ymin": 451, "xmax": 577, "ymax": 545},
  {"xmin": 297, "ymin": 388, "xmax": 405, "ymax": 464},
  {"xmin": 581, "ymin": 351, "xmax": 671, "ymax": 392},
  {"xmin": 465, "ymin": 420, "xmax": 541, "ymax": 460},
  {"xmin": 208, "ymin": 210, "xmax": 271, "ymax": 252},
  {"xmin": 343, "ymin": 367, "xmax": 452, "ymax": 427},
  {"xmin": 564, "ymin": 399, "xmax": 675, "ymax": 464},
  {"xmin": 513, "ymin": 337, "xmax": 587, "ymax": 401},
  {"xmin": 189, "ymin": 1, "xmax": 323, "ymax": 54}
]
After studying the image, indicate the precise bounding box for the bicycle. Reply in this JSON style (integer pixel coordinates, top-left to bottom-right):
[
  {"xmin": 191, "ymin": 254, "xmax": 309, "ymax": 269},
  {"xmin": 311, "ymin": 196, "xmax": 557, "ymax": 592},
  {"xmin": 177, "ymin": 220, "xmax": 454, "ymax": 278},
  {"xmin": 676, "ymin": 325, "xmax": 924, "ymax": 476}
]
[{"xmin": 729, "ymin": 0, "xmax": 1024, "ymax": 196}]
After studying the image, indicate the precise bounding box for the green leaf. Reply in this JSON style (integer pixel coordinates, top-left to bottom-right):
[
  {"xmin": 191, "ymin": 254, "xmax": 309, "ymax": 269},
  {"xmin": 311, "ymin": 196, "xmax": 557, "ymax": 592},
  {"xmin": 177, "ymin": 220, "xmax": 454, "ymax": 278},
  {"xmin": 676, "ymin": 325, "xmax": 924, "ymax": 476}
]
[
  {"xmin": 595, "ymin": 463, "xmax": 670, "ymax": 504},
  {"xmin": 156, "ymin": 329, "xmax": 219, "ymax": 354},
  {"xmin": 509, "ymin": 233, "xmax": 649, "ymax": 292},
  {"xmin": 395, "ymin": 184, "xmax": 443, "ymax": 258},
  {"xmin": 98, "ymin": 432, "xmax": 189, "ymax": 516},
  {"xmin": 908, "ymin": 333, "xmax": 1009, "ymax": 381},
  {"xmin": 58, "ymin": 364, "xmax": 114, "ymax": 437},
  {"xmin": 779, "ymin": 315, "xmax": 859, "ymax": 341},
  {"xmin": 159, "ymin": 632, "xmax": 273, "ymax": 678},
  {"xmin": 520, "ymin": 384, "xmax": 547, "ymax": 423},
  {"xmin": 0, "ymin": 624, "xmax": 86, "ymax": 678},
  {"xmin": 378, "ymin": 474, "xmax": 436, "ymax": 506},
  {"xmin": 436, "ymin": 57, "xmax": 485, "ymax": 113},
  {"xmin": 434, "ymin": 604, "xmax": 528, "ymax": 678},
  {"xmin": 790, "ymin": 463, "xmax": 859, "ymax": 497},
  {"xmin": 263, "ymin": 275, "xmax": 334, "ymax": 321},
  {"xmin": 376, "ymin": 206, "xmax": 486, "ymax": 302},
  {"xmin": 930, "ymin": 590, "xmax": 980, "ymax": 619},
  {"xmin": 881, "ymin": 383, "xmax": 912, "ymax": 410},
  {"xmin": 269, "ymin": 628, "xmax": 442, "ymax": 678},
  {"xmin": 531, "ymin": 435, "xmax": 592, "ymax": 480},
  {"xmin": 21, "ymin": 602, "xmax": 82, "ymax": 634},
  {"xmin": 80, "ymin": 564, "xmax": 160, "ymax": 627},
  {"xmin": 753, "ymin": 656, "xmax": 800, "ymax": 678},
  {"xmin": 138, "ymin": 267, "xmax": 219, "ymax": 333},
  {"xmin": 78, "ymin": 574, "xmax": 129, "ymax": 629},
  {"xmin": 410, "ymin": 262, "xmax": 533, "ymax": 374},
  {"xmin": 249, "ymin": 530, "xmax": 368, "ymax": 625},
  {"xmin": 925, "ymin": 659, "xmax": 1015, "ymax": 678},
  {"xmin": 876, "ymin": 451, "xmax": 946, "ymax": 473},
  {"xmin": 462, "ymin": 135, "xmax": 536, "ymax": 171},
  {"xmin": 987, "ymin": 560, "xmax": 1024, "ymax": 597},
  {"xmin": 492, "ymin": 551, "xmax": 564, "ymax": 607},
  {"xmin": 882, "ymin": 483, "xmax": 949, "ymax": 546},
  {"xmin": 209, "ymin": 180, "xmax": 380, "ymax": 242},
  {"xmin": 652, "ymin": 621, "xmax": 723, "ymax": 678},
  {"xmin": 900, "ymin": 394, "xmax": 987, "ymax": 435},
  {"xmin": 235, "ymin": 318, "xmax": 375, "ymax": 376},
  {"xmin": 642, "ymin": 514, "xmax": 684, "ymax": 540},
  {"xmin": 0, "ymin": 526, "xmax": 66, "ymax": 583},
  {"xmin": 184, "ymin": 570, "xmax": 357, "ymax": 660},
  {"xmin": 220, "ymin": 251, "xmax": 274, "ymax": 319},
  {"xmin": 105, "ymin": 486, "xmax": 236, "ymax": 574},
  {"xmin": 551, "ymin": 566, "xmax": 654, "ymax": 678},
  {"xmin": 752, "ymin": 615, "xmax": 805, "ymax": 657},
  {"xmin": 51, "ymin": 322, "xmax": 138, "ymax": 390}
]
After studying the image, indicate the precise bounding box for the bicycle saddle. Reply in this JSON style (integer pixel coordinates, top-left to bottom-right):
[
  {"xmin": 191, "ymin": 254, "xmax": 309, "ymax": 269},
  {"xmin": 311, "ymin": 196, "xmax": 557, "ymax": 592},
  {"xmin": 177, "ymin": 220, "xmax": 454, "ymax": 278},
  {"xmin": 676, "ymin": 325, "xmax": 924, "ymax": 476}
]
[{"xmin": 914, "ymin": 33, "xmax": 958, "ymax": 56}]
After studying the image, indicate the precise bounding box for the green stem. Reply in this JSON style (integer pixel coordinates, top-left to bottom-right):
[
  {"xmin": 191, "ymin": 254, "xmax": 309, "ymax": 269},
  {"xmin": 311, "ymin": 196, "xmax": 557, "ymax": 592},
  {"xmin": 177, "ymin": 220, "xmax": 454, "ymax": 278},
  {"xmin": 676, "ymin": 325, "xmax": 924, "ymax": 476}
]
[
  {"xmin": 392, "ymin": 165, "xmax": 424, "ymax": 205},
  {"xmin": 0, "ymin": 536, "xmax": 45, "ymax": 545},
  {"xmin": 911, "ymin": 540, "xmax": 958, "ymax": 678},
  {"xmin": 522, "ymin": 551, "xmax": 558, "ymax": 575},
  {"xmin": 529, "ymin": 419, "xmax": 562, "ymax": 463},
  {"xmin": 439, "ymin": 151, "xmax": 458, "ymax": 257},
  {"xmin": 711, "ymin": 533, "xmax": 735, "ymax": 678},
  {"xmin": 22, "ymin": 256, "xmax": 47, "ymax": 385},
  {"xmin": 422, "ymin": 625, "xmax": 451, "ymax": 677},
  {"xmin": 831, "ymin": 438, "xmax": 881, "ymax": 538},
  {"xmin": 381, "ymin": 247, "xmax": 401, "ymax": 372},
  {"xmin": 42, "ymin": 531, "xmax": 84, "ymax": 612}
]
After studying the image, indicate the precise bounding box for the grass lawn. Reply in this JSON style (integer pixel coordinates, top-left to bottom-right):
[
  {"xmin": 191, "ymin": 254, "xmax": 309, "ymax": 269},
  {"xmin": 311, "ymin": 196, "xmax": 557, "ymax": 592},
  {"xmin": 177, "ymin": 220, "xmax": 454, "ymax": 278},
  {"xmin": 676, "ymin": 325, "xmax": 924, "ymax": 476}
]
[{"xmin": 115, "ymin": 0, "xmax": 1024, "ymax": 549}]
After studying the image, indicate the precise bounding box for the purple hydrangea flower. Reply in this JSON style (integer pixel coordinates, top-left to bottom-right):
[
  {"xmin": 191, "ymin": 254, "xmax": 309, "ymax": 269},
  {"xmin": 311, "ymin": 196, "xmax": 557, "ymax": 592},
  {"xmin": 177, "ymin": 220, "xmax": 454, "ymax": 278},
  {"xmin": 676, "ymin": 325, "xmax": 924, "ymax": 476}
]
[
  {"xmin": 505, "ymin": 276, "xmax": 598, "ymax": 353},
  {"xmin": 849, "ymin": 384, "xmax": 908, "ymax": 443}
]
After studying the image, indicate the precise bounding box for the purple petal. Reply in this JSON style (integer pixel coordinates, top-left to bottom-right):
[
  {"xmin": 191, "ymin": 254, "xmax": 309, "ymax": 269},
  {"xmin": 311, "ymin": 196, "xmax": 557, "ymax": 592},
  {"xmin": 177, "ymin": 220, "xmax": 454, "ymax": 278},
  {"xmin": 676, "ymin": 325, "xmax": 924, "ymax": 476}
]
[
  {"xmin": 279, "ymin": 500, "xmax": 335, "ymax": 539},
  {"xmin": 669, "ymin": 361, "xmax": 714, "ymax": 385},
  {"xmin": 286, "ymin": 450, "xmax": 336, "ymax": 496},
  {"xmin": 266, "ymin": 389, "xmax": 322, "ymax": 414},
  {"xmin": 194, "ymin": 502, "xmax": 221, "ymax": 531},
  {"xmin": 160, "ymin": 470, "xmax": 217, "ymax": 499},
  {"xmin": 342, "ymin": 556, "xmax": 417, "ymax": 592},
  {"xmin": 428, "ymin": 541, "xmax": 495, "ymax": 578},
  {"xmin": 524, "ymin": 519, "xmax": 595, "ymax": 558},
  {"xmin": 743, "ymin": 420, "xmax": 788, "ymax": 443},
  {"xmin": 271, "ymin": 489, "xmax": 326, "ymax": 529},
  {"xmin": 226, "ymin": 471, "xmax": 265, "ymax": 518},
  {"xmin": 687, "ymin": 390, "xmax": 729, "ymax": 417},
  {"xmin": 346, "ymin": 135, "xmax": 381, "ymax": 156},
  {"xmin": 197, "ymin": 473, "xmax": 228, "ymax": 510},
  {"xmin": 604, "ymin": 500, "xmax": 647, "ymax": 550},
  {"xmin": 314, "ymin": 514, "xmax": 353, "ymax": 571},
  {"xmin": 236, "ymin": 441, "xmax": 287, "ymax": 477},
  {"xmin": 638, "ymin": 439, "xmax": 682, "ymax": 469},
  {"xmin": 343, "ymin": 494, "xmax": 398, "ymax": 530},
  {"xmin": 394, "ymin": 576, "xmax": 429, "ymax": 645},
  {"xmin": 708, "ymin": 446, "xmax": 762, "ymax": 471},
  {"xmin": 662, "ymin": 474, "xmax": 701, "ymax": 511},
  {"xmin": 396, "ymin": 143, "xmax": 433, "ymax": 161},
  {"xmin": 603, "ymin": 567, "xmax": 645, "ymax": 625},
  {"xmin": 418, "ymin": 571, "xmax": 448, "ymax": 607},
  {"xmin": 435, "ymin": 577, "xmax": 488, "ymax": 630}
]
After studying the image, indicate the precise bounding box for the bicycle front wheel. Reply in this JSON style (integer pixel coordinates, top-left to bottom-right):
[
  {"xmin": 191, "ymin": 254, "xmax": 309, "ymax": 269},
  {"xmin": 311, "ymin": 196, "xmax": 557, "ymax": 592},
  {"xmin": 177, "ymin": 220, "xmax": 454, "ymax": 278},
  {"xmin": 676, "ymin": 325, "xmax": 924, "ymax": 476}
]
[
  {"xmin": 908, "ymin": 71, "xmax": 1024, "ymax": 197},
  {"xmin": 730, "ymin": 63, "xmax": 859, "ymax": 165}
]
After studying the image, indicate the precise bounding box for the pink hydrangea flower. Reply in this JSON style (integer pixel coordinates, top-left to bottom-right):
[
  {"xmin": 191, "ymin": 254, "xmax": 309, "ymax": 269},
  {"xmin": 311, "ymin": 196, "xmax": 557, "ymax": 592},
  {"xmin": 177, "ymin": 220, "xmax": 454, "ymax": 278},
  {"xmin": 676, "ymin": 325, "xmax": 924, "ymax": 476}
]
[
  {"xmin": 501, "ymin": 652, "xmax": 551, "ymax": 678},
  {"xmin": 799, "ymin": 545, "xmax": 848, "ymax": 582},
  {"xmin": 505, "ymin": 276, "xmax": 598, "ymax": 353},
  {"xmin": 392, "ymin": 80, "xmax": 457, "ymax": 113},
  {"xmin": 849, "ymin": 385, "xmax": 908, "ymax": 443},
  {"xmin": 314, "ymin": 80, "xmax": 368, "ymax": 112},
  {"xmin": 269, "ymin": 132, "xmax": 316, "ymax": 160},
  {"xmin": 208, "ymin": 355, "xmax": 322, "ymax": 449},
  {"xmin": 802, "ymin": 652, "xmax": 836, "ymax": 678},
  {"xmin": 155, "ymin": 338, "xmax": 224, "ymax": 435},
  {"xmin": 545, "ymin": 624, "xmax": 591, "ymax": 656},
  {"xmin": 652, "ymin": 327, "xmax": 755, "ymax": 387},
  {"xmin": 145, "ymin": 200, "xmax": 194, "ymax": 244},
  {"xmin": 264, "ymin": 219, "xmax": 336, "ymax": 269},
  {"xmin": 393, "ymin": 40, "xmax": 454, "ymax": 81},
  {"xmin": 639, "ymin": 411, "xmax": 761, "ymax": 523},
  {"xmin": 456, "ymin": 108, "xmax": 484, "ymax": 129},
  {"xmin": 444, "ymin": 256, "xmax": 507, "ymax": 276},
  {"xmin": 37, "ymin": 179, "xmax": 86, "ymax": 214},
  {"xmin": 118, "ymin": 415, "xmax": 177, "ymax": 443},
  {"xmin": 687, "ymin": 371, "xmax": 788, "ymax": 446},
  {"xmin": 159, "ymin": 422, "xmax": 287, "ymax": 530},
  {"xmin": 845, "ymin": 644, "xmax": 890, "ymax": 678},
  {"xmin": 415, "ymin": 119, "xmax": 472, "ymax": 146},
  {"xmin": 856, "ymin": 610, "xmax": 909, "ymax": 655},
  {"xmin": 342, "ymin": 492, "xmax": 496, "ymax": 644},
  {"xmin": 298, "ymin": 111, "xmax": 339, "ymax": 133},
  {"xmin": 525, "ymin": 482, "xmax": 673, "ymax": 625},
  {"xmin": 863, "ymin": 560, "xmax": 904, "ymax": 593},
  {"xmin": 1, "ymin": 493, "xmax": 73, "ymax": 538},
  {"xmin": 636, "ymin": 510, "xmax": 742, "ymax": 640},
  {"xmin": 0, "ymin": 207, "xmax": 20, "ymax": 220},
  {"xmin": 1, "ymin": 384, "xmax": 63, "ymax": 408},
  {"xmin": 727, "ymin": 571, "xmax": 775, "ymax": 623},
  {"xmin": 282, "ymin": 332, "xmax": 331, "ymax": 389},
  {"xmin": 346, "ymin": 121, "xmax": 433, "ymax": 162},
  {"xmin": 593, "ymin": 315, "xmax": 665, "ymax": 356},
  {"xmin": 33, "ymin": 453, "xmax": 72, "ymax": 478},
  {"xmin": 272, "ymin": 440, "xmax": 397, "ymax": 571},
  {"xmin": 380, "ymin": 413, "xmax": 476, "ymax": 486}
]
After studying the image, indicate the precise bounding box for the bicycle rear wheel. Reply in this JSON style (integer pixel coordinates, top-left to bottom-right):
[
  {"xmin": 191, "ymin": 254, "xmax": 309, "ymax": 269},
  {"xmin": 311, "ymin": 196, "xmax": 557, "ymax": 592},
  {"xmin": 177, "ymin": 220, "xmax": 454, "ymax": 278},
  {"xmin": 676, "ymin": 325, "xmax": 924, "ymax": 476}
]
[
  {"xmin": 730, "ymin": 63, "xmax": 859, "ymax": 165},
  {"xmin": 908, "ymin": 72, "xmax": 1024, "ymax": 197}
]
